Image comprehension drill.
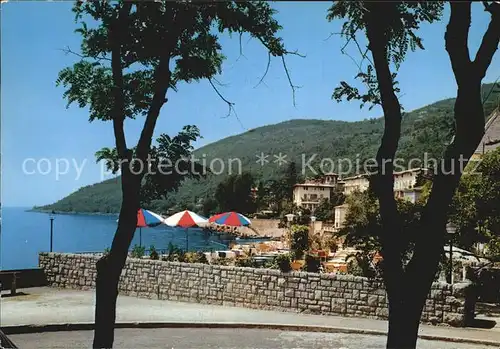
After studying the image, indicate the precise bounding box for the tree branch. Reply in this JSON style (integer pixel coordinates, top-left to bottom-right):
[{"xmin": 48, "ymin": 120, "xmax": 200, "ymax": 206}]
[
  {"xmin": 136, "ymin": 3, "xmax": 176, "ymax": 162},
  {"xmin": 109, "ymin": 2, "xmax": 132, "ymax": 161},
  {"xmin": 208, "ymin": 78, "xmax": 236, "ymax": 118},
  {"xmin": 340, "ymin": 39, "xmax": 373, "ymax": 80},
  {"xmin": 254, "ymin": 37, "xmax": 304, "ymax": 106},
  {"xmin": 363, "ymin": 2, "xmax": 405, "ymax": 300},
  {"xmin": 351, "ymin": 35, "xmax": 375, "ymax": 69},
  {"xmin": 366, "ymin": 10, "xmax": 402, "ymax": 172},
  {"xmin": 282, "ymin": 55, "xmax": 301, "ymax": 107},
  {"xmin": 236, "ymin": 31, "xmax": 247, "ymax": 62},
  {"xmin": 60, "ymin": 46, "xmax": 111, "ymax": 63},
  {"xmin": 323, "ymin": 31, "xmax": 342, "ymax": 42},
  {"xmin": 473, "ymin": 2, "xmax": 500, "ymax": 79},
  {"xmin": 405, "ymin": 1, "xmax": 496, "ymax": 298},
  {"xmin": 254, "ymin": 52, "xmax": 271, "ymax": 88},
  {"xmin": 340, "ymin": 22, "xmax": 363, "ymax": 53},
  {"xmin": 445, "ymin": 2, "xmax": 472, "ymax": 84},
  {"xmin": 208, "ymin": 78, "xmax": 246, "ymax": 129},
  {"xmin": 212, "ymin": 77, "xmax": 229, "ymax": 88}
]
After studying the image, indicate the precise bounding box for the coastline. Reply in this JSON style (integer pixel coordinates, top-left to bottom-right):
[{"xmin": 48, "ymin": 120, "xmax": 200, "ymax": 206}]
[{"xmin": 28, "ymin": 208, "xmax": 119, "ymax": 217}]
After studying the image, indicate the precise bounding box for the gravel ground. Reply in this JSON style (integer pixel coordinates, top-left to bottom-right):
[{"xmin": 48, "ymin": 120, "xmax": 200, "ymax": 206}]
[{"xmin": 9, "ymin": 328, "xmax": 495, "ymax": 349}]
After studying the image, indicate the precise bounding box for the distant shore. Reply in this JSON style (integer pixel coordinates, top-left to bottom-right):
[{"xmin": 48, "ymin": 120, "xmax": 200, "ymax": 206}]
[{"xmin": 28, "ymin": 208, "xmax": 119, "ymax": 217}]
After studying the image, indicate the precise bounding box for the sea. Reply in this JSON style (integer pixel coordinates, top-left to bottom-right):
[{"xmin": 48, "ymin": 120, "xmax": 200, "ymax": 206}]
[{"xmin": 0, "ymin": 207, "xmax": 238, "ymax": 270}]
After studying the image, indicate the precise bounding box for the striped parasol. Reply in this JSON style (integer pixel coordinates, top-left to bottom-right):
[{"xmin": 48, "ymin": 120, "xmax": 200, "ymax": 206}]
[
  {"xmin": 164, "ymin": 210, "xmax": 209, "ymax": 251},
  {"xmin": 209, "ymin": 212, "xmax": 251, "ymax": 227},
  {"xmin": 136, "ymin": 208, "xmax": 166, "ymax": 227},
  {"xmin": 116, "ymin": 208, "xmax": 166, "ymax": 247}
]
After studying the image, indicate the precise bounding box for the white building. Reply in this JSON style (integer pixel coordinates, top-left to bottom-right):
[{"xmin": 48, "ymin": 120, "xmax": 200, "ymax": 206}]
[
  {"xmin": 339, "ymin": 174, "xmax": 370, "ymax": 195},
  {"xmin": 335, "ymin": 168, "xmax": 429, "ymax": 229},
  {"xmin": 292, "ymin": 173, "xmax": 339, "ymax": 212},
  {"xmin": 393, "ymin": 168, "xmax": 429, "ymax": 198},
  {"xmin": 334, "ymin": 204, "xmax": 349, "ymax": 230},
  {"xmin": 340, "ymin": 168, "xmax": 428, "ymax": 197},
  {"xmin": 402, "ymin": 187, "xmax": 423, "ymax": 203}
]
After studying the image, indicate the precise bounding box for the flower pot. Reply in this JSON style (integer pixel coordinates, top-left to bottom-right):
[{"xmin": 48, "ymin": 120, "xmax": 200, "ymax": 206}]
[
  {"xmin": 291, "ymin": 261, "xmax": 303, "ymax": 271},
  {"xmin": 278, "ymin": 259, "xmax": 292, "ymax": 273}
]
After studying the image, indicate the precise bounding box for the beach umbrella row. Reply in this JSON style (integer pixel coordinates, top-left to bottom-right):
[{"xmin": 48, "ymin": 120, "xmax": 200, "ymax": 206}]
[{"xmin": 116, "ymin": 209, "xmax": 252, "ymax": 250}]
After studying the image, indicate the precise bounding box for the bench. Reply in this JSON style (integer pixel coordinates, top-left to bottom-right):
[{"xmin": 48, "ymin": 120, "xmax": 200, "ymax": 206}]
[{"xmin": 0, "ymin": 271, "xmax": 20, "ymax": 296}]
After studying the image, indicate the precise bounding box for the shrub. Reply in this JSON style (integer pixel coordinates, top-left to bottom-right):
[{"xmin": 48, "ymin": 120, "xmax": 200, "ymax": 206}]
[
  {"xmin": 177, "ymin": 252, "xmax": 188, "ymax": 263},
  {"xmin": 150, "ymin": 245, "xmax": 159, "ymax": 260},
  {"xmin": 345, "ymin": 252, "xmax": 377, "ymax": 278},
  {"xmin": 211, "ymin": 257, "xmax": 234, "ymax": 266},
  {"xmin": 195, "ymin": 252, "xmax": 209, "ymax": 264},
  {"xmin": 181, "ymin": 252, "xmax": 207, "ymax": 264},
  {"xmin": 305, "ymin": 253, "xmax": 321, "ymax": 273},
  {"xmin": 290, "ymin": 225, "xmax": 310, "ymax": 260},
  {"xmin": 167, "ymin": 242, "xmax": 183, "ymax": 256},
  {"xmin": 131, "ymin": 244, "xmax": 145, "ymax": 259},
  {"xmin": 103, "ymin": 247, "xmax": 110, "ymax": 255},
  {"xmin": 275, "ymin": 253, "xmax": 292, "ymax": 273},
  {"xmin": 161, "ymin": 242, "xmax": 183, "ymax": 262},
  {"xmin": 235, "ymin": 257, "xmax": 259, "ymax": 268}
]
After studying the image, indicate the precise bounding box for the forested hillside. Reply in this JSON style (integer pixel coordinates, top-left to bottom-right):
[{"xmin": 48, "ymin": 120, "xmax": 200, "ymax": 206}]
[{"xmin": 36, "ymin": 83, "xmax": 500, "ymax": 214}]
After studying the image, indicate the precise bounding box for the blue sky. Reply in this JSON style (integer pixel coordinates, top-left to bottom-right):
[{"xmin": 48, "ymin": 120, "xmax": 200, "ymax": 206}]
[{"xmin": 1, "ymin": 2, "xmax": 499, "ymax": 207}]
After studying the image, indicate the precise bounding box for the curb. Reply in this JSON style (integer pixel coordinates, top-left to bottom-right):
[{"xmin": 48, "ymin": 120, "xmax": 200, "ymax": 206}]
[{"xmin": 2, "ymin": 322, "xmax": 500, "ymax": 347}]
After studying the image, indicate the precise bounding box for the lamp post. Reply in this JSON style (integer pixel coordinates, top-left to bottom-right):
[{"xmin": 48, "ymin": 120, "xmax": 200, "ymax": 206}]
[
  {"xmin": 285, "ymin": 213, "xmax": 295, "ymax": 228},
  {"xmin": 285, "ymin": 213, "xmax": 296, "ymax": 248},
  {"xmin": 49, "ymin": 213, "xmax": 55, "ymax": 252},
  {"xmin": 446, "ymin": 221, "xmax": 457, "ymax": 284},
  {"xmin": 309, "ymin": 216, "xmax": 316, "ymax": 234}
]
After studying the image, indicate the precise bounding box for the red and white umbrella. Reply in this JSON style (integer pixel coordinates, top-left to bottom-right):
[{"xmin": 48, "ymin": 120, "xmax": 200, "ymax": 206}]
[
  {"xmin": 116, "ymin": 208, "xmax": 167, "ymax": 247},
  {"xmin": 164, "ymin": 210, "xmax": 208, "ymax": 228},
  {"xmin": 164, "ymin": 210, "xmax": 209, "ymax": 251}
]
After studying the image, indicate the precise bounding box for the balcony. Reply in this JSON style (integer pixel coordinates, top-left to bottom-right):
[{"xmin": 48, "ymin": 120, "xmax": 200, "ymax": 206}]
[{"xmin": 301, "ymin": 195, "xmax": 319, "ymax": 203}]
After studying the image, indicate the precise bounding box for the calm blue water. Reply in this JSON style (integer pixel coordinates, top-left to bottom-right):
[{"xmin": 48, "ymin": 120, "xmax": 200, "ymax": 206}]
[{"xmin": 0, "ymin": 207, "xmax": 230, "ymax": 270}]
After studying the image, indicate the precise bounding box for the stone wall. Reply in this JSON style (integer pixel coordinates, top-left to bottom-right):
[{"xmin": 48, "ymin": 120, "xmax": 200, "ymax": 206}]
[
  {"xmin": 39, "ymin": 252, "xmax": 473, "ymax": 326},
  {"xmin": 241, "ymin": 218, "xmax": 285, "ymax": 238}
]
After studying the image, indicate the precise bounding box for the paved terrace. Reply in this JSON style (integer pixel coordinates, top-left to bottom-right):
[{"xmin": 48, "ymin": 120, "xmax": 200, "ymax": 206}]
[{"xmin": 1, "ymin": 287, "xmax": 500, "ymax": 346}]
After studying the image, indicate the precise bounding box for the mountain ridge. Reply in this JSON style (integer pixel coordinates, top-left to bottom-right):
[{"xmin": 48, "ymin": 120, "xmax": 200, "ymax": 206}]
[{"xmin": 36, "ymin": 83, "xmax": 500, "ymax": 214}]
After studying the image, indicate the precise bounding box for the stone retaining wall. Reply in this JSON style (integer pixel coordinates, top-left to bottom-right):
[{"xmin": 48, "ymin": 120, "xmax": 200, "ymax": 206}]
[
  {"xmin": 39, "ymin": 252, "xmax": 472, "ymax": 326},
  {"xmin": 240, "ymin": 218, "xmax": 285, "ymax": 238}
]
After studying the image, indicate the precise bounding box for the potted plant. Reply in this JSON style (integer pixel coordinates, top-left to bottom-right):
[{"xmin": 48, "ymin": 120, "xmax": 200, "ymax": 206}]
[
  {"xmin": 275, "ymin": 253, "xmax": 292, "ymax": 273},
  {"xmin": 290, "ymin": 225, "xmax": 309, "ymax": 260},
  {"xmin": 149, "ymin": 245, "xmax": 159, "ymax": 260},
  {"xmin": 305, "ymin": 253, "xmax": 321, "ymax": 273}
]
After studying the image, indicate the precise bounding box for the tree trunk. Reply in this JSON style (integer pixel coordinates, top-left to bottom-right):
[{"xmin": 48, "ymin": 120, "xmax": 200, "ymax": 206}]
[
  {"xmin": 386, "ymin": 300, "xmax": 425, "ymax": 349},
  {"xmin": 93, "ymin": 173, "xmax": 140, "ymax": 348},
  {"xmin": 385, "ymin": 244, "xmax": 442, "ymax": 349},
  {"xmin": 363, "ymin": 2, "xmax": 498, "ymax": 348},
  {"xmin": 363, "ymin": 4, "xmax": 414, "ymax": 347}
]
